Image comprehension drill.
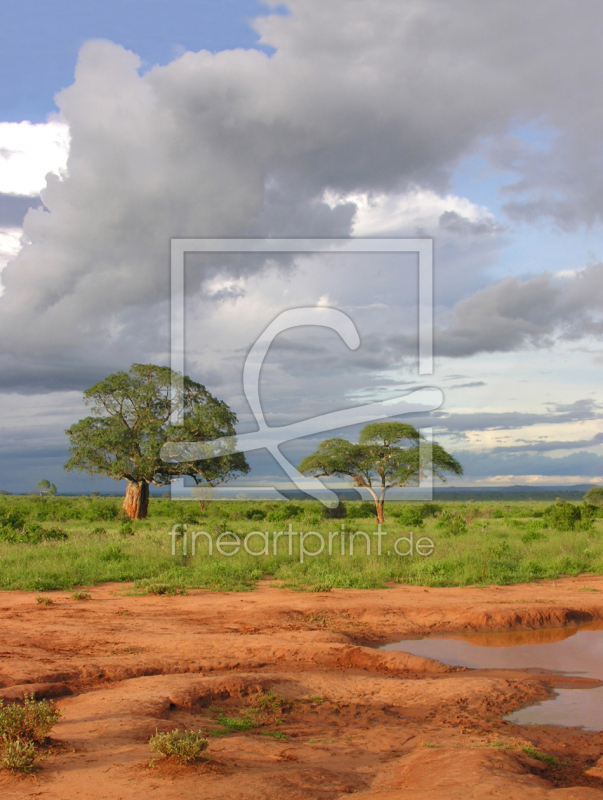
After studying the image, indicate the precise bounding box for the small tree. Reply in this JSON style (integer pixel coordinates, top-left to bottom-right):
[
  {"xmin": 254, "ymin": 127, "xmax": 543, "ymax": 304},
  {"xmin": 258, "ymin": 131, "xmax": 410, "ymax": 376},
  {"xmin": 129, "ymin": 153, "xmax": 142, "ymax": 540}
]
[
  {"xmin": 36, "ymin": 480, "xmax": 57, "ymax": 497},
  {"xmin": 299, "ymin": 421, "xmax": 462, "ymax": 523},
  {"xmin": 65, "ymin": 364, "xmax": 249, "ymax": 519}
]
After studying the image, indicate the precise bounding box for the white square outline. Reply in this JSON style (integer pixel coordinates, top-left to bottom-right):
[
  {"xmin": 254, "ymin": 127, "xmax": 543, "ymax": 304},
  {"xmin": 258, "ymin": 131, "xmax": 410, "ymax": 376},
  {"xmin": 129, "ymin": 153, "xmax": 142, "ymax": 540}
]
[{"xmin": 169, "ymin": 238, "xmax": 434, "ymax": 499}]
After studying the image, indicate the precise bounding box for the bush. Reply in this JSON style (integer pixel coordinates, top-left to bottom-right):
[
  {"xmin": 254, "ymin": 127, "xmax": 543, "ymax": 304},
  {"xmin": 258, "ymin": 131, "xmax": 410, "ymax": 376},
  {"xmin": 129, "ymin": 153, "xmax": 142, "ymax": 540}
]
[
  {"xmin": 149, "ymin": 728, "xmax": 209, "ymax": 763},
  {"xmin": 584, "ymin": 486, "xmax": 603, "ymax": 508},
  {"xmin": 544, "ymin": 499, "xmax": 593, "ymax": 531},
  {"xmin": 245, "ymin": 508, "xmax": 266, "ymax": 521},
  {"xmin": 322, "ymin": 501, "xmax": 346, "ymax": 519},
  {"xmin": 392, "ymin": 506, "xmax": 425, "ymax": 527},
  {"xmin": 265, "ymin": 503, "xmax": 303, "ymax": 522},
  {"xmin": 345, "ymin": 502, "xmax": 377, "ymax": 519},
  {"xmin": 0, "ymin": 694, "xmax": 61, "ymax": 746},
  {"xmin": 0, "ymin": 736, "xmax": 38, "ymax": 773},
  {"xmin": 436, "ymin": 510, "xmax": 467, "ymax": 535}
]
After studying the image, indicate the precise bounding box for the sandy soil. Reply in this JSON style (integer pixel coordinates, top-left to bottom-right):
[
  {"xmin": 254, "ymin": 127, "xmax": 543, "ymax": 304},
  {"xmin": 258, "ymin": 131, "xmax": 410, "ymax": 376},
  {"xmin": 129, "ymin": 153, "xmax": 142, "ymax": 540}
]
[{"xmin": 1, "ymin": 576, "xmax": 603, "ymax": 799}]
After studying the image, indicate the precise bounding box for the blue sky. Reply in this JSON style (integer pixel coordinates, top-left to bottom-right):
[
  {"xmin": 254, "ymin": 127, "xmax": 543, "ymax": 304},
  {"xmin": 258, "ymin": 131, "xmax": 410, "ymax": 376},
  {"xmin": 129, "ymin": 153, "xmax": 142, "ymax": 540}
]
[
  {"xmin": 0, "ymin": 0, "xmax": 602, "ymax": 496},
  {"xmin": 0, "ymin": 0, "xmax": 276, "ymax": 122}
]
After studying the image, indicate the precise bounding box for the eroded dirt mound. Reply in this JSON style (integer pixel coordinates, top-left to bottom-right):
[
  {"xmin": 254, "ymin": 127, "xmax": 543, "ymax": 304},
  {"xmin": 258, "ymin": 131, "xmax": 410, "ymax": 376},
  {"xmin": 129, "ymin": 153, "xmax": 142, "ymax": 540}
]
[{"xmin": 0, "ymin": 578, "xmax": 602, "ymax": 798}]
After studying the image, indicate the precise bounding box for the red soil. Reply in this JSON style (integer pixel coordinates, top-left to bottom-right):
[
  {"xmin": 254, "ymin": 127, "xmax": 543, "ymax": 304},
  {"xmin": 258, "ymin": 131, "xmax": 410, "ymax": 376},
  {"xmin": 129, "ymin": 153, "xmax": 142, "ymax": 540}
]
[{"xmin": 1, "ymin": 576, "xmax": 603, "ymax": 799}]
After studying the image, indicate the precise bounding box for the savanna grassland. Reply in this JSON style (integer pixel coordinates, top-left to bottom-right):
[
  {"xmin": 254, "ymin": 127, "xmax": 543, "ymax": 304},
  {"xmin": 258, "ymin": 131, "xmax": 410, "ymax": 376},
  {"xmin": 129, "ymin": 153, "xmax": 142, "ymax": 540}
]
[{"xmin": 0, "ymin": 494, "xmax": 602, "ymax": 592}]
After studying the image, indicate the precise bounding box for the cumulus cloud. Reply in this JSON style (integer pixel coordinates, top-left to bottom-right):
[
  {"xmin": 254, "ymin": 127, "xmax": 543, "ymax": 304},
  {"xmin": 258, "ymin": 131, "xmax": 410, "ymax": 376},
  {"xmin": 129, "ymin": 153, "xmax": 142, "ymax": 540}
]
[
  {"xmin": 0, "ymin": 121, "xmax": 69, "ymax": 196},
  {"xmin": 2, "ymin": 0, "xmax": 603, "ymax": 365},
  {"xmin": 434, "ymin": 263, "xmax": 603, "ymax": 357}
]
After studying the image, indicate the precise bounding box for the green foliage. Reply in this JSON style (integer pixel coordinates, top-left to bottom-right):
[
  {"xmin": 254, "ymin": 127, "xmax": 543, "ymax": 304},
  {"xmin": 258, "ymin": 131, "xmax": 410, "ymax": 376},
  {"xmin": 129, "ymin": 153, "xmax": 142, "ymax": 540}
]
[
  {"xmin": 0, "ymin": 736, "xmax": 38, "ymax": 773},
  {"xmin": 149, "ymin": 728, "xmax": 209, "ymax": 763},
  {"xmin": 544, "ymin": 499, "xmax": 593, "ymax": 531},
  {"xmin": 36, "ymin": 479, "xmax": 57, "ymax": 496},
  {"xmin": 0, "ymin": 496, "xmax": 601, "ymax": 591},
  {"xmin": 322, "ymin": 500, "xmax": 347, "ymax": 519},
  {"xmin": 0, "ymin": 694, "xmax": 60, "ymax": 745},
  {"xmin": 436, "ymin": 510, "xmax": 467, "ymax": 535},
  {"xmin": 584, "ymin": 486, "xmax": 603, "ymax": 507},
  {"xmin": 523, "ymin": 745, "xmax": 558, "ymax": 765},
  {"xmin": 299, "ymin": 422, "xmax": 462, "ymax": 519},
  {"xmin": 65, "ymin": 363, "xmax": 249, "ymax": 499}
]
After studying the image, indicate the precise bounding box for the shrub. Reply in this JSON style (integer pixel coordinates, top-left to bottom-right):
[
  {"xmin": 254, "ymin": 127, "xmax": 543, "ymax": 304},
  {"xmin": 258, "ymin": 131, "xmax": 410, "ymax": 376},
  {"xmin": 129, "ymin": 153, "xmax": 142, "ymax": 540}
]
[
  {"xmin": 0, "ymin": 736, "xmax": 38, "ymax": 773},
  {"xmin": 436, "ymin": 510, "xmax": 467, "ymax": 535},
  {"xmin": 265, "ymin": 503, "xmax": 303, "ymax": 522},
  {"xmin": 393, "ymin": 506, "xmax": 425, "ymax": 527},
  {"xmin": 544, "ymin": 499, "xmax": 593, "ymax": 531},
  {"xmin": 322, "ymin": 501, "xmax": 346, "ymax": 519},
  {"xmin": 245, "ymin": 508, "xmax": 266, "ymax": 521},
  {"xmin": 0, "ymin": 694, "xmax": 61, "ymax": 744},
  {"xmin": 71, "ymin": 591, "xmax": 91, "ymax": 601},
  {"xmin": 149, "ymin": 728, "xmax": 208, "ymax": 763},
  {"xmin": 345, "ymin": 502, "xmax": 377, "ymax": 519},
  {"xmin": 584, "ymin": 486, "xmax": 603, "ymax": 508}
]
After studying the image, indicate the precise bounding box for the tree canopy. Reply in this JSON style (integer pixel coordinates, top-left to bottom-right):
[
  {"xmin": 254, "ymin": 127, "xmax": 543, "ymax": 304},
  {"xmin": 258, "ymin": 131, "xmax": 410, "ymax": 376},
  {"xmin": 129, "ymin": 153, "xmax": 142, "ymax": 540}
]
[
  {"xmin": 299, "ymin": 421, "xmax": 462, "ymax": 522},
  {"xmin": 65, "ymin": 364, "xmax": 249, "ymax": 519}
]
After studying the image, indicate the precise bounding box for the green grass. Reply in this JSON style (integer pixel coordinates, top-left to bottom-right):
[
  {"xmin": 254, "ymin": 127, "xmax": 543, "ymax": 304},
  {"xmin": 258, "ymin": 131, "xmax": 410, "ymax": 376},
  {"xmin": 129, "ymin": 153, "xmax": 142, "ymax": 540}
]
[
  {"xmin": 523, "ymin": 745, "xmax": 559, "ymax": 765},
  {"xmin": 0, "ymin": 495, "xmax": 601, "ymax": 592}
]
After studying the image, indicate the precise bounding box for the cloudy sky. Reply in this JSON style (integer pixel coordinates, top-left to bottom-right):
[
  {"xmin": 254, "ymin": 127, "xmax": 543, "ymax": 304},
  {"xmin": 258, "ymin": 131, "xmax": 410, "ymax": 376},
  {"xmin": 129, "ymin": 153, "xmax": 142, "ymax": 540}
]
[{"xmin": 1, "ymin": 0, "xmax": 602, "ymax": 495}]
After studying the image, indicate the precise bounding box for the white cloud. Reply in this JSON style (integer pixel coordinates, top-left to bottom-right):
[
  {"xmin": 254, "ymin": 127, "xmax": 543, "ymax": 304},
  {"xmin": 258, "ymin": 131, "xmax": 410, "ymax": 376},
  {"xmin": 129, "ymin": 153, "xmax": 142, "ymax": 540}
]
[
  {"xmin": 0, "ymin": 227, "xmax": 23, "ymax": 273},
  {"xmin": 0, "ymin": 121, "xmax": 70, "ymax": 197},
  {"xmin": 324, "ymin": 187, "xmax": 504, "ymax": 236}
]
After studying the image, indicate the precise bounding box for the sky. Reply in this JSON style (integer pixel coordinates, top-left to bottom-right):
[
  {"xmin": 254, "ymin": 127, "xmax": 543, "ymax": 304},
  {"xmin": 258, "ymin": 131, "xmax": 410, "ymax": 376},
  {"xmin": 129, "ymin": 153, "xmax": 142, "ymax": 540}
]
[{"xmin": 0, "ymin": 0, "xmax": 602, "ymax": 496}]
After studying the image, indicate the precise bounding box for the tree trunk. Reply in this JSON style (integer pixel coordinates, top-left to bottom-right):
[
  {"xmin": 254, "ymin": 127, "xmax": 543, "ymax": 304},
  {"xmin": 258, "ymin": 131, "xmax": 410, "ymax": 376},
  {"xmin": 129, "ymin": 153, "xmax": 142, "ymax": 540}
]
[
  {"xmin": 122, "ymin": 481, "xmax": 150, "ymax": 520},
  {"xmin": 374, "ymin": 500, "xmax": 385, "ymax": 524}
]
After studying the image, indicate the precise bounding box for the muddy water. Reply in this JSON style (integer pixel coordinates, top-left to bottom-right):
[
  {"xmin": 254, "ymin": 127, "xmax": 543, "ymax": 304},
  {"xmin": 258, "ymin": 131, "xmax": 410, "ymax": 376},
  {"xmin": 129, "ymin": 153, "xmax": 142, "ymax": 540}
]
[{"xmin": 381, "ymin": 621, "xmax": 603, "ymax": 730}]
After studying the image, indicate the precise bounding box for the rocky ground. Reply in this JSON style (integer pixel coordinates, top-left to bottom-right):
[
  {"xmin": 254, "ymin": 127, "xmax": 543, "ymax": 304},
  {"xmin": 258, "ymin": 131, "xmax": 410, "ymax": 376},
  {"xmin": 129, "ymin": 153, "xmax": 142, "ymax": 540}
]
[{"xmin": 1, "ymin": 577, "xmax": 603, "ymax": 799}]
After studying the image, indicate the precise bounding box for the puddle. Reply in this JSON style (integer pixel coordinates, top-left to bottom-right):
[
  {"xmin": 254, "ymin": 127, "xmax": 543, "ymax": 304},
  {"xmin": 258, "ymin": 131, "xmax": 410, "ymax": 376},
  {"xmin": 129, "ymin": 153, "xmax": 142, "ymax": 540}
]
[{"xmin": 381, "ymin": 620, "xmax": 603, "ymax": 730}]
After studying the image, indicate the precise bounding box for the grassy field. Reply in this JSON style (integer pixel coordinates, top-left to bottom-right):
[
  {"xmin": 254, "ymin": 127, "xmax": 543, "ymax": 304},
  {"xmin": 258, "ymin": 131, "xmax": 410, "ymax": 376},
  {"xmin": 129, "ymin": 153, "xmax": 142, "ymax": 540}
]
[{"xmin": 0, "ymin": 495, "xmax": 601, "ymax": 592}]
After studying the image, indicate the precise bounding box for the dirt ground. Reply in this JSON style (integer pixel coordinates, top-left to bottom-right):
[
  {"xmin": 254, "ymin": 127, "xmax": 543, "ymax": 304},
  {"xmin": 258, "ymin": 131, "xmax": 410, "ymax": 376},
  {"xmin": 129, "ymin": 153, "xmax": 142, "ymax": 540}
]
[{"xmin": 2, "ymin": 577, "xmax": 603, "ymax": 799}]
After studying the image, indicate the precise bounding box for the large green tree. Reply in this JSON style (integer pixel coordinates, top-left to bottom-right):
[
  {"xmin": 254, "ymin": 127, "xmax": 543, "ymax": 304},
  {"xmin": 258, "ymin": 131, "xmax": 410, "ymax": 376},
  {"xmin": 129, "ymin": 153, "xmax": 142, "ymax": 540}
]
[
  {"xmin": 65, "ymin": 364, "xmax": 249, "ymax": 519},
  {"xmin": 299, "ymin": 421, "xmax": 462, "ymax": 523}
]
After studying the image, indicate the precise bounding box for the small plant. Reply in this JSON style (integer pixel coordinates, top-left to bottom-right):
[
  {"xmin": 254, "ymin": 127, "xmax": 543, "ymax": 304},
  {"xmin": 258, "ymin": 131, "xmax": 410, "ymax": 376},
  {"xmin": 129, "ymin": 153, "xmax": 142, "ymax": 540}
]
[
  {"xmin": 261, "ymin": 730, "xmax": 288, "ymax": 740},
  {"xmin": 119, "ymin": 521, "xmax": 134, "ymax": 536},
  {"xmin": 149, "ymin": 728, "xmax": 209, "ymax": 764},
  {"xmin": 0, "ymin": 694, "xmax": 61, "ymax": 774},
  {"xmin": 91, "ymin": 526, "xmax": 107, "ymax": 535},
  {"xmin": 0, "ymin": 736, "xmax": 38, "ymax": 773},
  {"xmin": 71, "ymin": 590, "xmax": 91, "ymax": 601},
  {"xmin": 36, "ymin": 595, "xmax": 53, "ymax": 605},
  {"xmin": 523, "ymin": 745, "xmax": 558, "ymax": 765},
  {"xmin": 436, "ymin": 510, "xmax": 467, "ymax": 535}
]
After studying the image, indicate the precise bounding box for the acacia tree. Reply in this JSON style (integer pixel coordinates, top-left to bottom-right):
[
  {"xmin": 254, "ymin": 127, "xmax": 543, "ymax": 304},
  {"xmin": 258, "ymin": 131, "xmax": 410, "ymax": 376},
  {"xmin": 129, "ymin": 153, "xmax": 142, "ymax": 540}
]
[
  {"xmin": 65, "ymin": 364, "xmax": 249, "ymax": 519},
  {"xmin": 299, "ymin": 421, "xmax": 462, "ymax": 523},
  {"xmin": 36, "ymin": 479, "xmax": 57, "ymax": 496}
]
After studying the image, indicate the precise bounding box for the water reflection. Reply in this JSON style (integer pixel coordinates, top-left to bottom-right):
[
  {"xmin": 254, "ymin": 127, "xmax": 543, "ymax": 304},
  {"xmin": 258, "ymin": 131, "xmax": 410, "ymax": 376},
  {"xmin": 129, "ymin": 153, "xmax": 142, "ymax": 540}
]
[{"xmin": 381, "ymin": 620, "xmax": 603, "ymax": 730}]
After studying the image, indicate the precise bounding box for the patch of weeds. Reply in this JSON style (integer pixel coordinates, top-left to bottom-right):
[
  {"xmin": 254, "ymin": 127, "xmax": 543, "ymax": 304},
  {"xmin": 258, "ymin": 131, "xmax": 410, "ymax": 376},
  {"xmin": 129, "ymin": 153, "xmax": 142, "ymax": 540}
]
[
  {"xmin": 99, "ymin": 545, "xmax": 125, "ymax": 562},
  {"xmin": 71, "ymin": 590, "xmax": 91, "ymax": 601},
  {"xmin": 422, "ymin": 741, "xmax": 437, "ymax": 748},
  {"xmin": 308, "ymin": 696, "xmax": 325, "ymax": 705},
  {"xmin": 36, "ymin": 595, "xmax": 53, "ymax": 605},
  {"xmin": 91, "ymin": 526, "xmax": 107, "ymax": 535},
  {"xmin": 0, "ymin": 695, "xmax": 61, "ymax": 773},
  {"xmin": 149, "ymin": 728, "xmax": 208, "ymax": 764},
  {"xmin": 523, "ymin": 745, "xmax": 558, "ymax": 765},
  {"xmin": 261, "ymin": 730, "xmax": 288, "ymax": 740},
  {"xmin": 215, "ymin": 713, "xmax": 259, "ymax": 733}
]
